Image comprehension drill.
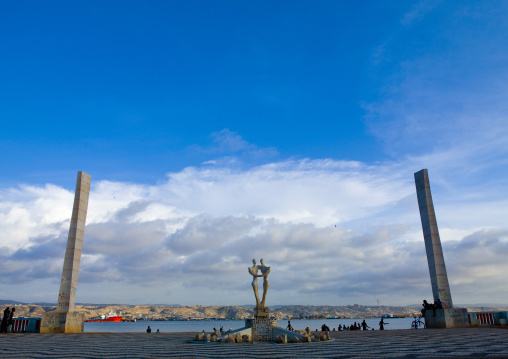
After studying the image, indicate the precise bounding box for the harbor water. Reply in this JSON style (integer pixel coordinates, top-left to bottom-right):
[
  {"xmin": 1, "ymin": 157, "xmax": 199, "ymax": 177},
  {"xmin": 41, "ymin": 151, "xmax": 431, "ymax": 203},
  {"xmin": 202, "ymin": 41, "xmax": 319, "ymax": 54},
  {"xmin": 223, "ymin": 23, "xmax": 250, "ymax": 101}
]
[{"xmin": 85, "ymin": 317, "xmax": 419, "ymax": 333}]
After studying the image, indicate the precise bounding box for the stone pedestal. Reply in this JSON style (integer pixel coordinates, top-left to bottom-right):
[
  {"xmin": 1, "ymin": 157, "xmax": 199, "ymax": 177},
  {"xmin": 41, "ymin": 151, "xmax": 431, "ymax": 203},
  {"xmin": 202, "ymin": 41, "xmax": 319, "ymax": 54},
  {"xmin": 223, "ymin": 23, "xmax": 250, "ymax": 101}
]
[
  {"xmin": 255, "ymin": 306, "xmax": 269, "ymax": 318},
  {"xmin": 424, "ymin": 308, "xmax": 469, "ymax": 329},
  {"xmin": 251, "ymin": 317, "xmax": 278, "ymax": 341},
  {"xmin": 40, "ymin": 312, "xmax": 84, "ymax": 334},
  {"xmin": 245, "ymin": 307, "xmax": 277, "ymax": 341}
]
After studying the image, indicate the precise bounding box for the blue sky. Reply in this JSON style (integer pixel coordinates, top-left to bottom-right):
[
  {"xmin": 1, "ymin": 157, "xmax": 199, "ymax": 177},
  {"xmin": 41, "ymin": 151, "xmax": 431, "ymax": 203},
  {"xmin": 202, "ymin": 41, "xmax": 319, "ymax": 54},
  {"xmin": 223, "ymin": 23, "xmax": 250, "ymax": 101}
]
[
  {"xmin": 1, "ymin": 1, "xmax": 508, "ymax": 306},
  {"xmin": 1, "ymin": 1, "xmax": 408, "ymax": 185}
]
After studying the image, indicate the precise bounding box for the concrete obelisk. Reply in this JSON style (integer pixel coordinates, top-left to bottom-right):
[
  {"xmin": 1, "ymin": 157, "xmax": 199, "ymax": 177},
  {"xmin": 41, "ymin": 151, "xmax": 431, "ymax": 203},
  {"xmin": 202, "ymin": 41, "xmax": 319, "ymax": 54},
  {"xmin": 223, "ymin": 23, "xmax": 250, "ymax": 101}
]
[
  {"xmin": 414, "ymin": 169, "xmax": 453, "ymax": 308},
  {"xmin": 41, "ymin": 171, "xmax": 91, "ymax": 333},
  {"xmin": 414, "ymin": 169, "xmax": 468, "ymax": 328}
]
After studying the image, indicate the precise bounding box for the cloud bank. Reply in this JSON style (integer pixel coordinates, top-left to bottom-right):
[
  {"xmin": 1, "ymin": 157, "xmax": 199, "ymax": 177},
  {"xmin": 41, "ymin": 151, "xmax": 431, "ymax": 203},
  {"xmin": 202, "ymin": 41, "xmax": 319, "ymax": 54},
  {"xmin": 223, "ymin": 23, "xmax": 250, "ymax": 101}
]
[{"xmin": 1, "ymin": 152, "xmax": 507, "ymax": 305}]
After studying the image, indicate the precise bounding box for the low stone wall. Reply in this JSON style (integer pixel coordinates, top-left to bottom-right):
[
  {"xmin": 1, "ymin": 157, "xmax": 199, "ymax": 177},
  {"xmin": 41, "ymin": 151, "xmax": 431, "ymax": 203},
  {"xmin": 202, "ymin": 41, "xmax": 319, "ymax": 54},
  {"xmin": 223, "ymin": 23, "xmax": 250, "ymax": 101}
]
[
  {"xmin": 217, "ymin": 327, "xmax": 253, "ymax": 343},
  {"xmin": 194, "ymin": 327, "xmax": 253, "ymax": 343},
  {"xmin": 273, "ymin": 327, "xmax": 304, "ymax": 343},
  {"xmin": 194, "ymin": 317, "xmax": 333, "ymax": 344}
]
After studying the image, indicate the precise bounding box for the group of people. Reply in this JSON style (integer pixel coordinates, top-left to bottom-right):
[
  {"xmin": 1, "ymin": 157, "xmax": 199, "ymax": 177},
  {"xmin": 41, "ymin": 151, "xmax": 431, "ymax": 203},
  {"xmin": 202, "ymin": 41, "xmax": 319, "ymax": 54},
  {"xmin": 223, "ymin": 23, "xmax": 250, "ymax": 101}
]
[
  {"xmin": 339, "ymin": 319, "xmax": 373, "ymax": 331},
  {"xmin": 146, "ymin": 326, "xmax": 160, "ymax": 333},
  {"xmin": 1, "ymin": 307, "xmax": 16, "ymax": 333},
  {"xmin": 321, "ymin": 324, "xmax": 331, "ymax": 331},
  {"xmin": 334, "ymin": 319, "xmax": 380, "ymax": 331},
  {"xmin": 421, "ymin": 298, "xmax": 443, "ymax": 317},
  {"xmin": 286, "ymin": 318, "xmax": 386, "ymax": 333}
]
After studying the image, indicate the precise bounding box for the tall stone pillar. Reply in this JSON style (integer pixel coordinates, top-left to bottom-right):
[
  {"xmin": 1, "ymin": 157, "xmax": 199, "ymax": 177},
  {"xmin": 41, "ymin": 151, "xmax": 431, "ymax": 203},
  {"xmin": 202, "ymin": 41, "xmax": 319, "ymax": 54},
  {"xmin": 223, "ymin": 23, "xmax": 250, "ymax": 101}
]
[
  {"xmin": 414, "ymin": 169, "xmax": 468, "ymax": 329},
  {"xmin": 41, "ymin": 171, "xmax": 91, "ymax": 333},
  {"xmin": 414, "ymin": 169, "xmax": 453, "ymax": 308}
]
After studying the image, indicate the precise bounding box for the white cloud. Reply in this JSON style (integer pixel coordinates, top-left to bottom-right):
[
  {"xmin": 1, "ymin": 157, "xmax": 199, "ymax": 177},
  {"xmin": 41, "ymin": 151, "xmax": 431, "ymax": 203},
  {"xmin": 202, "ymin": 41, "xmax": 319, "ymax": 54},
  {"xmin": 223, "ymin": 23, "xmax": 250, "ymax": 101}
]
[
  {"xmin": 1, "ymin": 155, "xmax": 507, "ymax": 305},
  {"xmin": 190, "ymin": 129, "xmax": 278, "ymax": 161},
  {"xmin": 211, "ymin": 129, "xmax": 255, "ymax": 152},
  {"xmin": 0, "ymin": 184, "xmax": 72, "ymax": 249},
  {"xmin": 401, "ymin": 0, "xmax": 442, "ymax": 26}
]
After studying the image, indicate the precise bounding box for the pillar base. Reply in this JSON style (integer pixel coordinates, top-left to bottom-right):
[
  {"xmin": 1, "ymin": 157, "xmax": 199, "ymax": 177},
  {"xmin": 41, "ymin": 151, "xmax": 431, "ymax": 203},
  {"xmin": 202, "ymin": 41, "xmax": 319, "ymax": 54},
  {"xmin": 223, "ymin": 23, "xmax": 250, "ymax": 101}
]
[
  {"xmin": 424, "ymin": 308, "xmax": 469, "ymax": 329},
  {"xmin": 40, "ymin": 312, "xmax": 84, "ymax": 333}
]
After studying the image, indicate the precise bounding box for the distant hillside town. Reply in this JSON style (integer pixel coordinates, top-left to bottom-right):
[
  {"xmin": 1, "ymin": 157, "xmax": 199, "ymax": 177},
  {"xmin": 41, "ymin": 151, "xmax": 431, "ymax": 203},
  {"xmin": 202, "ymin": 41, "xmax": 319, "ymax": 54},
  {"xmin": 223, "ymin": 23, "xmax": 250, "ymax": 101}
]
[{"xmin": 3, "ymin": 302, "xmax": 508, "ymax": 321}]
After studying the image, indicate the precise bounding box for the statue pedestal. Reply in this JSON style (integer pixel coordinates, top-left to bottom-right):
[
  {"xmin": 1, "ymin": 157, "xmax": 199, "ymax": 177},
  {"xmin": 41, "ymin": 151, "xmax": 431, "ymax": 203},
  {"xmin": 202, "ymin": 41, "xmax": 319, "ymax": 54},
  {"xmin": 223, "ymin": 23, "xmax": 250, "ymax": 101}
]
[
  {"xmin": 255, "ymin": 306, "xmax": 269, "ymax": 318},
  {"xmin": 245, "ymin": 317, "xmax": 278, "ymax": 341},
  {"xmin": 243, "ymin": 308, "xmax": 278, "ymax": 341},
  {"xmin": 424, "ymin": 308, "xmax": 469, "ymax": 328}
]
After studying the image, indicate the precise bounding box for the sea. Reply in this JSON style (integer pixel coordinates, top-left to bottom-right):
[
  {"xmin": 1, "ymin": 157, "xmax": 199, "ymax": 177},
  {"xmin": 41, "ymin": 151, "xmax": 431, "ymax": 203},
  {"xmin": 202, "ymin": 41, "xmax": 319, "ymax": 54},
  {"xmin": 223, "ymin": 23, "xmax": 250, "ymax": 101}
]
[{"xmin": 84, "ymin": 317, "xmax": 420, "ymax": 333}]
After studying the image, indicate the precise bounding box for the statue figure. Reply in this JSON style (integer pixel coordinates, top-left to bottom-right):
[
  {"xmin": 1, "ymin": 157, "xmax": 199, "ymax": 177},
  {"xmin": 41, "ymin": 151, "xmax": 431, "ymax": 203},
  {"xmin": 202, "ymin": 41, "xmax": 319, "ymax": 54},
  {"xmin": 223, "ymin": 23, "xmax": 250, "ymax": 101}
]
[
  {"xmin": 259, "ymin": 258, "xmax": 270, "ymax": 307},
  {"xmin": 248, "ymin": 258, "xmax": 271, "ymax": 308},
  {"xmin": 248, "ymin": 259, "xmax": 261, "ymax": 307}
]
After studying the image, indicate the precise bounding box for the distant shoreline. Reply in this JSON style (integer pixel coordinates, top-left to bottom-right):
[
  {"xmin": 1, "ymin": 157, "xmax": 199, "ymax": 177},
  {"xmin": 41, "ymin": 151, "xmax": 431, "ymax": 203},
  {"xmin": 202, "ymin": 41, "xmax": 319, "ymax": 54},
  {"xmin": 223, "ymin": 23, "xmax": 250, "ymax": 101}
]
[{"xmin": 3, "ymin": 301, "xmax": 508, "ymax": 321}]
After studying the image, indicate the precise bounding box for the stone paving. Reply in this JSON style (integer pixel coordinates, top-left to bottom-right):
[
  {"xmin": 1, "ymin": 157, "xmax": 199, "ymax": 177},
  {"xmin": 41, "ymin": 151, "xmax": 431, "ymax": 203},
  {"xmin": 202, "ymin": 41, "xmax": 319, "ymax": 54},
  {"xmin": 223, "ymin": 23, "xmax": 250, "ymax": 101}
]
[{"xmin": 0, "ymin": 327, "xmax": 507, "ymax": 358}]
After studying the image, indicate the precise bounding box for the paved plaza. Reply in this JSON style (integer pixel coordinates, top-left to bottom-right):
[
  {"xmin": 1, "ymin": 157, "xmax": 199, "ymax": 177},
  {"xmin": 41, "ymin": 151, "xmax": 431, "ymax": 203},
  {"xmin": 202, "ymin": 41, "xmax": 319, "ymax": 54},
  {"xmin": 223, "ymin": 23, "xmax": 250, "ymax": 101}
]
[{"xmin": 0, "ymin": 327, "xmax": 507, "ymax": 358}]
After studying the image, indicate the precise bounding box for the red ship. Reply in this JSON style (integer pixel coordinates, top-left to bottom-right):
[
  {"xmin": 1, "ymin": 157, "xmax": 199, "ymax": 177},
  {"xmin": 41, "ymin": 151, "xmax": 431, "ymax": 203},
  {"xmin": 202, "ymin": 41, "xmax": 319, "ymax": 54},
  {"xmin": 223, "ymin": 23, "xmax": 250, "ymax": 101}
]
[{"xmin": 85, "ymin": 312, "xmax": 123, "ymax": 322}]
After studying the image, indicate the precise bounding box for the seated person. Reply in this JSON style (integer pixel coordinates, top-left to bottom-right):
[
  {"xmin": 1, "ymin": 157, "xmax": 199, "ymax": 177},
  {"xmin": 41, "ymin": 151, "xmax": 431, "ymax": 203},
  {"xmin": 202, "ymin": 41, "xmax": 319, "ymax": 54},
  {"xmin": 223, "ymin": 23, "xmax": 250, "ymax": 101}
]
[{"xmin": 421, "ymin": 300, "xmax": 431, "ymax": 314}]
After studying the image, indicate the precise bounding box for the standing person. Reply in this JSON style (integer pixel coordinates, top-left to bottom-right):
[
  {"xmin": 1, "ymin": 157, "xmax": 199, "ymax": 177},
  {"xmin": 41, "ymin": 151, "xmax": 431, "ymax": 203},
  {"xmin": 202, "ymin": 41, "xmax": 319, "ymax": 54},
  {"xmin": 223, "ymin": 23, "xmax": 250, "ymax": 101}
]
[
  {"xmin": 379, "ymin": 317, "xmax": 388, "ymax": 330},
  {"xmin": 1, "ymin": 307, "xmax": 10, "ymax": 333},
  {"xmin": 361, "ymin": 319, "xmax": 370, "ymax": 330},
  {"xmin": 286, "ymin": 320, "xmax": 293, "ymax": 331},
  {"xmin": 146, "ymin": 326, "xmax": 151, "ymax": 333},
  {"xmin": 338, "ymin": 324, "xmax": 342, "ymax": 331},
  {"xmin": 7, "ymin": 308, "xmax": 15, "ymax": 333}
]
